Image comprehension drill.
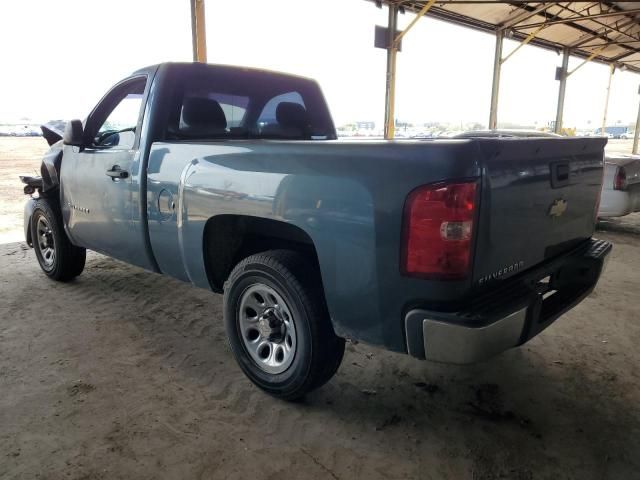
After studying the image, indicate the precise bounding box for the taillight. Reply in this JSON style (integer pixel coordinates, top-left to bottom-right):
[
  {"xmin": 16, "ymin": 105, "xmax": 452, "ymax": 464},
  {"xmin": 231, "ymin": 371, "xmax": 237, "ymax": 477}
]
[
  {"xmin": 614, "ymin": 166, "xmax": 627, "ymax": 191},
  {"xmin": 401, "ymin": 181, "xmax": 478, "ymax": 280}
]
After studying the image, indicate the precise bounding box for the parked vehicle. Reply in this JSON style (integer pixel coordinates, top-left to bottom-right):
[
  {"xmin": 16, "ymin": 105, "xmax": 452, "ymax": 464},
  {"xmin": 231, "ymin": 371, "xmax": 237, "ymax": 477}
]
[
  {"xmin": 595, "ymin": 126, "xmax": 629, "ymax": 139},
  {"xmin": 453, "ymin": 129, "xmax": 561, "ymax": 139},
  {"xmin": 21, "ymin": 63, "xmax": 611, "ymax": 400},
  {"xmin": 0, "ymin": 124, "xmax": 42, "ymax": 137},
  {"xmin": 619, "ymin": 132, "xmax": 634, "ymax": 140},
  {"xmin": 598, "ymin": 153, "xmax": 640, "ymax": 217}
]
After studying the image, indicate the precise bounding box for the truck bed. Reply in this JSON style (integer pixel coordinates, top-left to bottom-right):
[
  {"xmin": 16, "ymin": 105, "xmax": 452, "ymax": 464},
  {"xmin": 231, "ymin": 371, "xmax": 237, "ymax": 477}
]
[{"xmin": 145, "ymin": 136, "xmax": 606, "ymax": 352}]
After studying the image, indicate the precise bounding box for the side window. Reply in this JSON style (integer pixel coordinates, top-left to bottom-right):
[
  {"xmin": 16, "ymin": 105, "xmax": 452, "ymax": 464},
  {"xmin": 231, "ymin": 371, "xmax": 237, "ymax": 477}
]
[
  {"xmin": 257, "ymin": 92, "xmax": 308, "ymax": 139},
  {"xmin": 93, "ymin": 79, "xmax": 146, "ymax": 149}
]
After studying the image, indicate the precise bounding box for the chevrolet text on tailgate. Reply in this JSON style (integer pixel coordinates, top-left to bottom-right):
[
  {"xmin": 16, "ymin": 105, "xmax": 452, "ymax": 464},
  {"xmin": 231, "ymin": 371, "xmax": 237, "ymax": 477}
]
[{"xmin": 21, "ymin": 63, "xmax": 611, "ymax": 400}]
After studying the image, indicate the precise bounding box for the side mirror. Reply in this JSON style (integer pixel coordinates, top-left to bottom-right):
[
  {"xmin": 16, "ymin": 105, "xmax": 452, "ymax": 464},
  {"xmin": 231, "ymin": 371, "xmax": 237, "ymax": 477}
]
[{"xmin": 63, "ymin": 119, "xmax": 84, "ymax": 146}]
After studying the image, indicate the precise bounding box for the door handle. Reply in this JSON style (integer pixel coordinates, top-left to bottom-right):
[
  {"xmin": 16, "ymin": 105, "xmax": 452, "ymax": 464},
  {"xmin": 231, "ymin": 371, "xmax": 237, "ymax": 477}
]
[
  {"xmin": 550, "ymin": 161, "xmax": 570, "ymax": 188},
  {"xmin": 106, "ymin": 165, "xmax": 129, "ymax": 179}
]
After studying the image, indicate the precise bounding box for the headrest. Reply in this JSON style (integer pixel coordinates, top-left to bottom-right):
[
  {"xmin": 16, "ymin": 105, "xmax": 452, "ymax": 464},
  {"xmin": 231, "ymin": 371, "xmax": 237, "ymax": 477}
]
[
  {"xmin": 276, "ymin": 102, "xmax": 308, "ymax": 129},
  {"xmin": 182, "ymin": 97, "xmax": 227, "ymax": 130}
]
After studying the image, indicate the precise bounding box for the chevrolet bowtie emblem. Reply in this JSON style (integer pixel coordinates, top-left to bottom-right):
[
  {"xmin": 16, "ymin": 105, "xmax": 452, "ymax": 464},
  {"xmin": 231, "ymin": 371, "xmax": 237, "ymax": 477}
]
[{"xmin": 548, "ymin": 199, "xmax": 568, "ymax": 217}]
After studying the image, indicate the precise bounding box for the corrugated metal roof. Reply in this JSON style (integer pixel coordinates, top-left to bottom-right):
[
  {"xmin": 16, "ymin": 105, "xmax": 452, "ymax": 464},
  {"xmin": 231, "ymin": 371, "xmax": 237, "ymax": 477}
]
[{"xmin": 372, "ymin": 1, "xmax": 640, "ymax": 73}]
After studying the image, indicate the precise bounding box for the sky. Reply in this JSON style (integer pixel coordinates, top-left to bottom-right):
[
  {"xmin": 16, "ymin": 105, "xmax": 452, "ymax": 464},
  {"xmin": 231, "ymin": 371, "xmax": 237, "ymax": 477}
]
[{"xmin": 1, "ymin": 0, "xmax": 639, "ymax": 130}]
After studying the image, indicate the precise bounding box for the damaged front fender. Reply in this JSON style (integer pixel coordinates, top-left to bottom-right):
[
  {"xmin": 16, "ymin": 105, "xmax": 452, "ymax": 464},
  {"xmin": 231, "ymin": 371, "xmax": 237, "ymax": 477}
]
[
  {"xmin": 40, "ymin": 120, "xmax": 66, "ymax": 147},
  {"xmin": 40, "ymin": 143, "xmax": 63, "ymax": 192}
]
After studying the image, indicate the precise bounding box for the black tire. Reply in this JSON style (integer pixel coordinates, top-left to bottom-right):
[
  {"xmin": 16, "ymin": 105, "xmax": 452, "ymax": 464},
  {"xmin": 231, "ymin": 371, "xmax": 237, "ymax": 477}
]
[
  {"xmin": 31, "ymin": 197, "xmax": 86, "ymax": 281},
  {"xmin": 224, "ymin": 249, "xmax": 345, "ymax": 401}
]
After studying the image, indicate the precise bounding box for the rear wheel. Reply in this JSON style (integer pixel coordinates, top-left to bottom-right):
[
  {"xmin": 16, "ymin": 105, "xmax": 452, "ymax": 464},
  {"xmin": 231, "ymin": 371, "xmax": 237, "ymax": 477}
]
[
  {"xmin": 224, "ymin": 250, "xmax": 344, "ymax": 401},
  {"xmin": 31, "ymin": 198, "xmax": 86, "ymax": 281}
]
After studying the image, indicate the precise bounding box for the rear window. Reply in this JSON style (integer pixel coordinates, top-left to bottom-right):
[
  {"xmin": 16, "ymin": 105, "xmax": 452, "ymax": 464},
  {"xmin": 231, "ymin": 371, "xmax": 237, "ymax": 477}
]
[
  {"xmin": 181, "ymin": 92, "xmax": 248, "ymax": 128},
  {"xmin": 257, "ymin": 91, "xmax": 304, "ymax": 126},
  {"xmin": 166, "ymin": 66, "xmax": 335, "ymax": 141}
]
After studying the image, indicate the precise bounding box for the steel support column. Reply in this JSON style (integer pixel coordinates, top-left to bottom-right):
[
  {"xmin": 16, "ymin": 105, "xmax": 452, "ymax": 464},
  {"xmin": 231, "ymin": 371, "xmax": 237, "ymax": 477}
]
[
  {"xmin": 488, "ymin": 30, "xmax": 504, "ymax": 130},
  {"xmin": 601, "ymin": 64, "xmax": 615, "ymax": 136},
  {"xmin": 190, "ymin": 0, "xmax": 207, "ymax": 62},
  {"xmin": 633, "ymin": 89, "xmax": 640, "ymax": 155},
  {"xmin": 384, "ymin": 5, "xmax": 398, "ymax": 139},
  {"xmin": 554, "ymin": 48, "xmax": 569, "ymax": 134}
]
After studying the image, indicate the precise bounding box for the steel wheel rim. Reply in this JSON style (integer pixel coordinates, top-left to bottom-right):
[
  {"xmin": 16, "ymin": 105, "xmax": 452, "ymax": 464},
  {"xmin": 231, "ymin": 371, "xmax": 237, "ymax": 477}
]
[
  {"xmin": 36, "ymin": 216, "xmax": 55, "ymax": 270},
  {"xmin": 238, "ymin": 283, "xmax": 297, "ymax": 374}
]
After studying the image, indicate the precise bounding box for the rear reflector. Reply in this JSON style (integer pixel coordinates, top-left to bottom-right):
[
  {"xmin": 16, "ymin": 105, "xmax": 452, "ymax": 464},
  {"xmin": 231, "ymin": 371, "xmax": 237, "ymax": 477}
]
[
  {"xmin": 614, "ymin": 166, "xmax": 627, "ymax": 191},
  {"xmin": 402, "ymin": 181, "xmax": 478, "ymax": 280}
]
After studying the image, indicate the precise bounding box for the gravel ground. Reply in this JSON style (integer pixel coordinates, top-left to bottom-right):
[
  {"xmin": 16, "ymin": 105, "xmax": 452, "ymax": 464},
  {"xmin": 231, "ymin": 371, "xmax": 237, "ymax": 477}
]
[{"xmin": 1, "ymin": 137, "xmax": 639, "ymax": 479}]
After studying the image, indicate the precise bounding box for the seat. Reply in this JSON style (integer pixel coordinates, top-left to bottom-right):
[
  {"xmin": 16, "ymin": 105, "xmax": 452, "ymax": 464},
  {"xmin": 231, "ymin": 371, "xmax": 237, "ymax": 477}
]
[
  {"xmin": 178, "ymin": 97, "xmax": 228, "ymax": 138},
  {"xmin": 260, "ymin": 102, "xmax": 309, "ymax": 139}
]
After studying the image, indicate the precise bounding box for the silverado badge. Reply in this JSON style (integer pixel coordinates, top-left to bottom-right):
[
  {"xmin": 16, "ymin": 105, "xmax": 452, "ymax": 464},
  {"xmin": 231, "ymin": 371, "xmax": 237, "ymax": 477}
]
[{"xmin": 548, "ymin": 198, "xmax": 567, "ymax": 218}]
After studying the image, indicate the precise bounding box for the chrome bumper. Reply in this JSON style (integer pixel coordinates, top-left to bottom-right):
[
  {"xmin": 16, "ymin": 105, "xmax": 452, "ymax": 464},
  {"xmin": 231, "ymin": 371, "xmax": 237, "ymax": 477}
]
[
  {"xmin": 404, "ymin": 238, "xmax": 612, "ymax": 364},
  {"xmin": 406, "ymin": 307, "xmax": 527, "ymax": 364}
]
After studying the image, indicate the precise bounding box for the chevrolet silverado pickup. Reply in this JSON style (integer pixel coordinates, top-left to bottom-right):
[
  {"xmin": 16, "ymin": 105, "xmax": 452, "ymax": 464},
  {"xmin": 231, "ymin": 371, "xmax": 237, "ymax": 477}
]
[{"xmin": 22, "ymin": 63, "xmax": 611, "ymax": 400}]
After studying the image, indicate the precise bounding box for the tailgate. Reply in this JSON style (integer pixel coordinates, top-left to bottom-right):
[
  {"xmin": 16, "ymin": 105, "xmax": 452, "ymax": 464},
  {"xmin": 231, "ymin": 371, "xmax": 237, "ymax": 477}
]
[{"xmin": 471, "ymin": 137, "xmax": 606, "ymax": 286}]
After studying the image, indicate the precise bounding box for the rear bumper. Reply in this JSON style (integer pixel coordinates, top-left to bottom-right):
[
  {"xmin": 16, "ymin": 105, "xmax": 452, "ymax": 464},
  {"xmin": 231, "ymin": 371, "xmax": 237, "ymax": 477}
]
[{"xmin": 404, "ymin": 238, "xmax": 612, "ymax": 364}]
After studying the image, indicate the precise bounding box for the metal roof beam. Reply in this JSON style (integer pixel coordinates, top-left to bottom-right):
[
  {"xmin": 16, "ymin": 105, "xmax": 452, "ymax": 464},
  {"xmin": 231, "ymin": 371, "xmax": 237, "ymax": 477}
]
[
  {"xmin": 611, "ymin": 49, "xmax": 640, "ymax": 62},
  {"xmin": 498, "ymin": 3, "xmax": 552, "ymax": 30},
  {"xmin": 384, "ymin": 4, "xmax": 398, "ymax": 139},
  {"xmin": 190, "ymin": 0, "xmax": 207, "ymax": 63},
  {"xmin": 554, "ymin": 47, "xmax": 570, "ymax": 133},
  {"xmin": 501, "ymin": 24, "xmax": 547, "ymax": 64},
  {"xmin": 393, "ymin": 0, "xmax": 436, "ymax": 46},
  {"xmin": 633, "ymin": 95, "xmax": 640, "ymax": 154},
  {"xmin": 488, "ymin": 30, "xmax": 503, "ymax": 130},
  {"xmin": 601, "ymin": 63, "xmax": 615, "ymax": 135},
  {"xmin": 369, "ymin": 1, "xmax": 640, "ymax": 74},
  {"xmin": 507, "ymin": 2, "xmax": 639, "ymax": 57},
  {"xmin": 567, "ymin": 43, "xmax": 610, "ymax": 76},
  {"xmin": 580, "ymin": 39, "xmax": 640, "ymax": 49},
  {"xmin": 389, "ymin": 1, "xmax": 602, "ymax": 3},
  {"xmin": 559, "ymin": 4, "xmax": 640, "ymax": 52},
  {"xmin": 513, "ymin": 8, "xmax": 640, "ymax": 30},
  {"xmin": 569, "ymin": 17, "xmax": 639, "ymax": 48}
]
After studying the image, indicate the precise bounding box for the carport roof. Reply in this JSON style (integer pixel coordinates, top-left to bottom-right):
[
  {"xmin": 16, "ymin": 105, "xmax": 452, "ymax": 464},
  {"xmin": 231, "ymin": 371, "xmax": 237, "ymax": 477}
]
[{"xmin": 371, "ymin": 1, "xmax": 640, "ymax": 73}]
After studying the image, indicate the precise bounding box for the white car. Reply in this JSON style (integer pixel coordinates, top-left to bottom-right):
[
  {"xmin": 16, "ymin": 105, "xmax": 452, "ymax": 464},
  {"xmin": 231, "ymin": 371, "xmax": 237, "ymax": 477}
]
[
  {"xmin": 619, "ymin": 132, "xmax": 634, "ymax": 139},
  {"xmin": 598, "ymin": 153, "xmax": 640, "ymax": 217}
]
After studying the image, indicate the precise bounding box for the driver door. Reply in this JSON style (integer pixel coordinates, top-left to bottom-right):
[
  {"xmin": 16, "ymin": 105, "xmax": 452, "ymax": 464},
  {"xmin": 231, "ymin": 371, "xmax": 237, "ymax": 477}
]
[{"xmin": 61, "ymin": 75, "xmax": 149, "ymax": 266}]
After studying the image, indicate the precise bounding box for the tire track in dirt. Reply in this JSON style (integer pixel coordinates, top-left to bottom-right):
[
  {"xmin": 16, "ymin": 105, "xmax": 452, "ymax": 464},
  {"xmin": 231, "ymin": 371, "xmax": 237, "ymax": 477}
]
[
  {"xmin": 4, "ymin": 237, "xmax": 640, "ymax": 479},
  {"xmin": 59, "ymin": 253, "xmax": 260, "ymax": 421}
]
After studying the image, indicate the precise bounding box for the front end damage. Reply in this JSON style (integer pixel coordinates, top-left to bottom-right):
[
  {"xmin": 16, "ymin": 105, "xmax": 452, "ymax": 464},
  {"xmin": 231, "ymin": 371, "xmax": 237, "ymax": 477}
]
[{"xmin": 20, "ymin": 121, "xmax": 66, "ymax": 246}]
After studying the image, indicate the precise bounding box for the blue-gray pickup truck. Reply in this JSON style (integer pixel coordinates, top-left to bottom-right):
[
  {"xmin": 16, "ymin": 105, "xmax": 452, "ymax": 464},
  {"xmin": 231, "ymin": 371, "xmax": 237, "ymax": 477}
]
[{"xmin": 22, "ymin": 63, "xmax": 611, "ymax": 400}]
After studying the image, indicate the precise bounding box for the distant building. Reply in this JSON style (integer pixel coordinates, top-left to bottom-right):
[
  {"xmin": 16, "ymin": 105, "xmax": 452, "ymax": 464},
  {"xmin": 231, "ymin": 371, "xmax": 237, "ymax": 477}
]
[{"xmin": 355, "ymin": 121, "xmax": 375, "ymax": 130}]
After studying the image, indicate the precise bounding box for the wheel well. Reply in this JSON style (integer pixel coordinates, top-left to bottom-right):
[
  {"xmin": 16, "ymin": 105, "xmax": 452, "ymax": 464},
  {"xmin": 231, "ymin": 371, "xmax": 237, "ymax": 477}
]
[
  {"xmin": 203, "ymin": 215, "xmax": 321, "ymax": 292},
  {"xmin": 26, "ymin": 191, "xmax": 61, "ymax": 247}
]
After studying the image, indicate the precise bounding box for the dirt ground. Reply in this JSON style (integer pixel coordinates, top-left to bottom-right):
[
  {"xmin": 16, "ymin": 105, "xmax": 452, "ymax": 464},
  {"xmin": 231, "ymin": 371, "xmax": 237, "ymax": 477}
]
[
  {"xmin": 0, "ymin": 138, "xmax": 48, "ymax": 243},
  {"xmin": 1, "ymin": 137, "xmax": 640, "ymax": 479}
]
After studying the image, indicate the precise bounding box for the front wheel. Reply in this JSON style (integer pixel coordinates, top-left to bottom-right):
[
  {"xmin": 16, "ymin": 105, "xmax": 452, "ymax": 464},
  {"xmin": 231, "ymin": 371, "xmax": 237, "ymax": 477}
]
[
  {"xmin": 224, "ymin": 250, "xmax": 344, "ymax": 401},
  {"xmin": 31, "ymin": 198, "xmax": 86, "ymax": 281}
]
